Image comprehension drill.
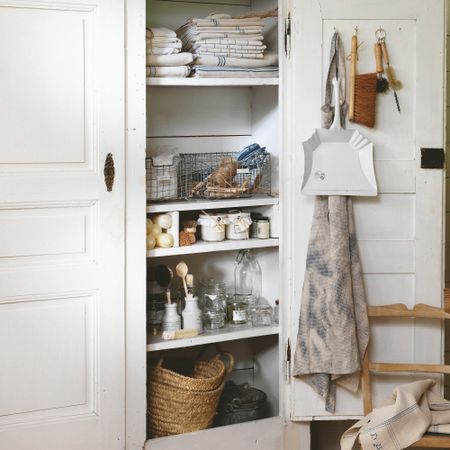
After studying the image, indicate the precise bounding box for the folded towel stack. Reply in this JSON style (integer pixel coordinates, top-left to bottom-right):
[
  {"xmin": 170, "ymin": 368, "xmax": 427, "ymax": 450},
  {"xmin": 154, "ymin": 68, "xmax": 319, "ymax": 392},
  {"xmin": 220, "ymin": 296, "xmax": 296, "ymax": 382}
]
[
  {"xmin": 176, "ymin": 14, "xmax": 278, "ymax": 78},
  {"xmin": 146, "ymin": 27, "xmax": 194, "ymax": 78}
]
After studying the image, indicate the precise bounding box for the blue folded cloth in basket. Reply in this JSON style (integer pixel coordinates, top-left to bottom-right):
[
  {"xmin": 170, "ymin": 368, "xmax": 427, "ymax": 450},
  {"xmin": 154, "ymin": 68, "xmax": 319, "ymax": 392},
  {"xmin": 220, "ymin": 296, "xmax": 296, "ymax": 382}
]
[{"xmin": 237, "ymin": 143, "xmax": 268, "ymax": 170}]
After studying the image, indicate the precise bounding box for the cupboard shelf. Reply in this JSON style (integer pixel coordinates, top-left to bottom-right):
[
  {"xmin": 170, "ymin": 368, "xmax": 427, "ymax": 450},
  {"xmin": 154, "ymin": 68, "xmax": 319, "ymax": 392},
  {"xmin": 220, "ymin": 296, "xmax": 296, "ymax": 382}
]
[
  {"xmin": 147, "ymin": 195, "xmax": 279, "ymax": 213},
  {"xmin": 147, "ymin": 324, "xmax": 279, "ymax": 351},
  {"xmin": 147, "ymin": 238, "xmax": 279, "ymax": 257},
  {"xmin": 146, "ymin": 77, "xmax": 279, "ymax": 87}
]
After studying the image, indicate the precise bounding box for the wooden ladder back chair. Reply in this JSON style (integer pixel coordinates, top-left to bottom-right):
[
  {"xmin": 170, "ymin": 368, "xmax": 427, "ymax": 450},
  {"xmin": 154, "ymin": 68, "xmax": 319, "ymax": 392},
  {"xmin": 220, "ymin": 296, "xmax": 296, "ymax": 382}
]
[{"xmin": 361, "ymin": 289, "xmax": 450, "ymax": 449}]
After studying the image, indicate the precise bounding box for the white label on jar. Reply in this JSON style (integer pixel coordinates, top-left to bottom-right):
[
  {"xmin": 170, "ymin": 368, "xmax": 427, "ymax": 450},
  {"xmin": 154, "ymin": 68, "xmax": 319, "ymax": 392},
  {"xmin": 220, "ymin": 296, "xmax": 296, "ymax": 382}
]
[{"xmin": 233, "ymin": 310, "xmax": 247, "ymax": 322}]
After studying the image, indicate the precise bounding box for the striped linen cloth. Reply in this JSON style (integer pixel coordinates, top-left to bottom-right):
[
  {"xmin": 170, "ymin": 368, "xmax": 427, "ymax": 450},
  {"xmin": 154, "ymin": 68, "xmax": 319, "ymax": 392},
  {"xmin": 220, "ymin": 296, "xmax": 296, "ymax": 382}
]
[
  {"xmin": 176, "ymin": 13, "xmax": 274, "ymax": 68},
  {"xmin": 341, "ymin": 379, "xmax": 450, "ymax": 450}
]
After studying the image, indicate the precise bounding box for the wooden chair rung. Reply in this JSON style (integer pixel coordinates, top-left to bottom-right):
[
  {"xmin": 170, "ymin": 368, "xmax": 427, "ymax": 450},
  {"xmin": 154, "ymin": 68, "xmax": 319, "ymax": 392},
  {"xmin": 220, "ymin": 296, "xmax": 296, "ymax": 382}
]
[
  {"xmin": 369, "ymin": 362, "xmax": 450, "ymax": 375},
  {"xmin": 368, "ymin": 303, "xmax": 450, "ymax": 320},
  {"xmin": 410, "ymin": 435, "xmax": 450, "ymax": 448}
]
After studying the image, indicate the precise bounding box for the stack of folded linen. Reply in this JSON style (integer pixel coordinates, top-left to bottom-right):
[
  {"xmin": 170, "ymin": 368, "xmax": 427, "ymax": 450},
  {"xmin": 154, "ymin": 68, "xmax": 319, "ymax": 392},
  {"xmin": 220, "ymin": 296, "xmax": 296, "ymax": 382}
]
[
  {"xmin": 146, "ymin": 27, "xmax": 194, "ymax": 78},
  {"xmin": 176, "ymin": 14, "xmax": 278, "ymax": 78}
]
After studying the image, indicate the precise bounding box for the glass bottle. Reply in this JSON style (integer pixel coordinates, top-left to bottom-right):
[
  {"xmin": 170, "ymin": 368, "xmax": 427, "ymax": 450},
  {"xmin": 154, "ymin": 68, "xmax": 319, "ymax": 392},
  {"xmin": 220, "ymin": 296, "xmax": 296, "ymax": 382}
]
[{"xmin": 234, "ymin": 249, "xmax": 262, "ymax": 302}]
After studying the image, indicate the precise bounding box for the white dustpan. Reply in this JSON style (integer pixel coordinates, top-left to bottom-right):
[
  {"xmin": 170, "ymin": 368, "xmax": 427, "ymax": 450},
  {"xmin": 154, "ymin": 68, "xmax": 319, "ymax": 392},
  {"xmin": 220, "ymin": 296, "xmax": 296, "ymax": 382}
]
[{"xmin": 301, "ymin": 78, "xmax": 377, "ymax": 196}]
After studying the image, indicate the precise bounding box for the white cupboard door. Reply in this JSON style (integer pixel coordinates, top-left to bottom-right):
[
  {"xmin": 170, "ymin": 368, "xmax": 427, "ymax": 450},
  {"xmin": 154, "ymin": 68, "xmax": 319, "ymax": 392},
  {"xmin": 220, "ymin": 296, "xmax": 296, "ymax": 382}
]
[
  {"xmin": 285, "ymin": 0, "xmax": 446, "ymax": 419},
  {"xmin": 0, "ymin": 1, "xmax": 125, "ymax": 449}
]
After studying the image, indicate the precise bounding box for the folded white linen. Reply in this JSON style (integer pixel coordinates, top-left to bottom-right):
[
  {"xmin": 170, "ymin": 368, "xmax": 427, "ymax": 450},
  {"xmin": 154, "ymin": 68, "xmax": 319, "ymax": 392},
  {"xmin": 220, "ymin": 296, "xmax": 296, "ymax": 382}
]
[
  {"xmin": 148, "ymin": 36, "xmax": 182, "ymax": 45},
  {"xmin": 195, "ymin": 51, "xmax": 278, "ymax": 67},
  {"xmin": 189, "ymin": 26, "xmax": 263, "ymax": 33},
  {"xmin": 146, "ymin": 66, "xmax": 191, "ymax": 78},
  {"xmin": 196, "ymin": 50, "xmax": 264, "ymax": 58},
  {"xmin": 194, "ymin": 38, "xmax": 266, "ymax": 46},
  {"xmin": 194, "ymin": 33, "xmax": 263, "ymax": 41},
  {"xmin": 147, "ymin": 47, "xmax": 180, "ymax": 55},
  {"xmin": 146, "ymin": 52, "xmax": 194, "ymax": 67},
  {"xmin": 191, "ymin": 18, "xmax": 263, "ymax": 27},
  {"xmin": 177, "ymin": 25, "xmax": 264, "ymax": 40},
  {"xmin": 147, "ymin": 37, "xmax": 182, "ymax": 47},
  {"xmin": 192, "ymin": 65, "xmax": 278, "ymax": 78},
  {"xmin": 146, "ymin": 27, "xmax": 176, "ymax": 38},
  {"xmin": 193, "ymin": 42, "xmax": 266, "ymax": 51}
]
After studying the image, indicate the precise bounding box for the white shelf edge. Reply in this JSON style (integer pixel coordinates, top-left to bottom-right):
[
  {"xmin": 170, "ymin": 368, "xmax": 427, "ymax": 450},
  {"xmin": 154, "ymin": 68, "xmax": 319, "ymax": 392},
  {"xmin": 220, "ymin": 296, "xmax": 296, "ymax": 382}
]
[
  {"xmin": 147, "ymin": 324, "xmax": 279, "ymax": 352},
  {"xmin": 147, "ymin": 238, "xmax": 279, "ymax": 257},
  {"xmin": 146, "ymin": 77, "xmax": 279, "ymax": 87},
  {"xmin": 147, "ymin": 196, "xmax": 279, "ymax": 213}
]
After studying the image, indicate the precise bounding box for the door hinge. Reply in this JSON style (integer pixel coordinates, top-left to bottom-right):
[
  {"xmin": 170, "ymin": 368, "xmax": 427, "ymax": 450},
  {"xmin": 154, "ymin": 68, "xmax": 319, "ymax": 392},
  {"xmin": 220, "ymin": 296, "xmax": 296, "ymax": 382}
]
[
  {"xmin": 420, "ymin": 147, "xmax": 445, "ymax": 169},
  {"xmin": 286, "ymin": 338, "xmax": 291, "ymax": 383},
  {"xmin": 284, "ymin": 13, "xmax": 291, "ymax": 58}
]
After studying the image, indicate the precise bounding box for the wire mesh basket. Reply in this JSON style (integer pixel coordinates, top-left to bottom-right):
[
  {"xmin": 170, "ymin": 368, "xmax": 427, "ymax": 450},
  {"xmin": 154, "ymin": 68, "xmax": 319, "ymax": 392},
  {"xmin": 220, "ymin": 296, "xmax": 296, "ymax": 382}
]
[
  {"xmin": 179, "ymin": 151, "xmax": 271, "ymax": 200},
  {"xmin": 146, "ymin": 155, "xmax": 180, "ymax": 202}
]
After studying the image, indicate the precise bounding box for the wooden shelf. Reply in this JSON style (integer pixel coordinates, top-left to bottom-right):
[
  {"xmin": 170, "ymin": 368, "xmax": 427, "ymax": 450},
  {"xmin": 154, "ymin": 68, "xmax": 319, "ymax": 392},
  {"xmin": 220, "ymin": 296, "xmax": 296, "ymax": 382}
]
[
  {"xmin": 146, "ymin": 77, "xmax": 279, "ymax": 87},
  {"xmin": 147, "ymin": 238, "xmax": 279, "ymax": 257},
  {"xmin": 147, "ymin": 196, "xmax": 279, "ymax": 213},
  {"xmin": 147, "ymin": 324, "xmax": 279, "ymax": 352}
]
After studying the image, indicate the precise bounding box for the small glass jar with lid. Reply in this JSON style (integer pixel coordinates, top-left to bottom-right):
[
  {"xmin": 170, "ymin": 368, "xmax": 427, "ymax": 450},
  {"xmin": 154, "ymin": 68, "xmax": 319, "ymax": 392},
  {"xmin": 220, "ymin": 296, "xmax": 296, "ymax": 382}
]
[
  {"xmin": 251, "ymin": 304, "xmax": 274, "ymax": 327},
  {"xmin": 203, "ymin": 282, "xmax": 227, "ymax": 313},
  {"xmin": 203, "ymin": 307, "xmax": 226, "ymax": 330},
  {"xmin": 227, "ymin": 295, "xmax": 250, "ymax": 325}
]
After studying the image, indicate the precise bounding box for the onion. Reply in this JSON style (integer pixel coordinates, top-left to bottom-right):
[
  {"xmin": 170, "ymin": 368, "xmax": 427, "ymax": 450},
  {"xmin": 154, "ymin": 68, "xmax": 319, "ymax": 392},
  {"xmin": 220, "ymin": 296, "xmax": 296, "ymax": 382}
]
[
  {"xmin": 154, "ymin": 214, "xmax": 173, "ymax": 230},
  {"xmin": 146, "ymin": 218, "xmax": 153, "ymax": 234},
  {"xmin": 149, "ymin": 223, "xmax": 162, "ymax": 237},
  {"xmin": 146, "ymin": 235, "xmax": 156, "ymax": 250},
  {"xmin": 157, "ymin": 233, "xmax": 174, "ymax": 248}
]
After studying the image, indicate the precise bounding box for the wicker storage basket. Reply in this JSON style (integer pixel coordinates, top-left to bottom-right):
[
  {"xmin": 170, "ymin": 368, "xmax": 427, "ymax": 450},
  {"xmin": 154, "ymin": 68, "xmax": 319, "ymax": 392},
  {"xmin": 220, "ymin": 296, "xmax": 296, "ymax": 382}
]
[{"xmin": 148, "ymin": 353, "xmax": 234, "ymax": 437}]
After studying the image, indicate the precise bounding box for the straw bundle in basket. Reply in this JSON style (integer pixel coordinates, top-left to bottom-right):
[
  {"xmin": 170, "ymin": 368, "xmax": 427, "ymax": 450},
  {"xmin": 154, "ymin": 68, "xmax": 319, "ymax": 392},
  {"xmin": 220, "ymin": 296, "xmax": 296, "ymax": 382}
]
[{"xmin": 148, "ymin": 353, "xmax": 234, "ymax": 437}]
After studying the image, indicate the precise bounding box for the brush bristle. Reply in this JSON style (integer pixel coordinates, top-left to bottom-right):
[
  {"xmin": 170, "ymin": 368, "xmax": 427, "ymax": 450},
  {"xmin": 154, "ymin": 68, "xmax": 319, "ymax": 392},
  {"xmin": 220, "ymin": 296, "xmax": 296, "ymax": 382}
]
[
  {"xmin": 386, "ymin": 66, "xmax": 402, "ymax": 90},
  {"xmin": 353, "ymin": 73, "xmax": 377, "ymax": 128}
]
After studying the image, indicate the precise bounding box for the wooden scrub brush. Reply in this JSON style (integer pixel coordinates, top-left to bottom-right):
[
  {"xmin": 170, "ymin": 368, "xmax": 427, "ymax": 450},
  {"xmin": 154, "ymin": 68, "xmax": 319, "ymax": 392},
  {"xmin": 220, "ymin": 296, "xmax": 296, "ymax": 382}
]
[{"xmin": 349, "ymin": 32, "xmax": 377, "ymax": 128}]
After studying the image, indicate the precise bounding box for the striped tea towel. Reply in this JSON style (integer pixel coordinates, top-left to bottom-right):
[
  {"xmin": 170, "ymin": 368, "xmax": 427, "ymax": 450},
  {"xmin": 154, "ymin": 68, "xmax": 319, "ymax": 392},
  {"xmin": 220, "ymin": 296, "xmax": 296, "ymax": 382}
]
[{"xmin": 341, "ymin": 379, "xmax": 450, "ymax": 450}]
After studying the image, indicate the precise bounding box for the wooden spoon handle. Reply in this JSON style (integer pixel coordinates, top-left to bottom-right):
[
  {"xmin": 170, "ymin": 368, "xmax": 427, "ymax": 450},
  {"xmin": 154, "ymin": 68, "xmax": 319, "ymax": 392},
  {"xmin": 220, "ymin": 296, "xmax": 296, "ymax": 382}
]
[
  {"xmin": 375, "ymin": 43, "xmax": 383, "ymax": 74},
  {"xmin": 381, "ymin": 41, "xmax": 390, "ymax": 65},
  {"xmin": 349, "ymin": 34, "xmax": 357, "ymax": 121}
]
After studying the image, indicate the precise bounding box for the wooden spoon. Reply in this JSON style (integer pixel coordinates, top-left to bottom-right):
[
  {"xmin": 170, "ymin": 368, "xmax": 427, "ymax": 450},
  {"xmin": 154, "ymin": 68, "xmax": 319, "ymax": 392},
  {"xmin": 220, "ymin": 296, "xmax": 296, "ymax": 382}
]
[{"xmin": 176, "ymin": 261, "xmax": 189, "ymax": 297}]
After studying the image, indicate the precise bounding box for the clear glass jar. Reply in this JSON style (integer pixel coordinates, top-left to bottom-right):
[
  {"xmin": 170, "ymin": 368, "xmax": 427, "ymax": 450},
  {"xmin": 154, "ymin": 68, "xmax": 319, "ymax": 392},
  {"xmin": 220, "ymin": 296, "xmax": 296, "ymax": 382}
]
[
  {"xmin": 234, "ymin": 250, "xmax": 262, "ymax": 303},
  {"xmin": 203, "ymin": 282, "xmax": 227, "ymax": 313},
  {"xmin": 227, "ymin": 295, "xmax": 249, "ymax": 325},
  {"xmin": 251, "ymin": 304, "xmax": 274, "ymax": 327},
  {"xmin": 203, "ymin": 307, "xmax": 226, "ymax": 330}
]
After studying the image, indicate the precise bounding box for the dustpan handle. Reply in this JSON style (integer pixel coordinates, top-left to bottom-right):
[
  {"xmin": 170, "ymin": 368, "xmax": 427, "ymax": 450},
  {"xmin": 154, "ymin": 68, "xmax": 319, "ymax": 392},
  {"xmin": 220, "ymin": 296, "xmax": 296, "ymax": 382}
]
[{"xmin": 330, "ymin": 77, "xmax": 341, "ymax": 131}]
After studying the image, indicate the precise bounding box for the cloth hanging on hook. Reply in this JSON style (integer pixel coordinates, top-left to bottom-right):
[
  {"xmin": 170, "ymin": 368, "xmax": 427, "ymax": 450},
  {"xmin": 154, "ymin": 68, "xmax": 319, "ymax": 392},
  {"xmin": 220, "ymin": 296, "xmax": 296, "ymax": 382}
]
[
  {"xmin": 293, "ymin": 196, "xmax": 369, "ymax": 412},
  {"xmin": 321, "ymin": 31, "xmax": 348, "ymax": 128}
]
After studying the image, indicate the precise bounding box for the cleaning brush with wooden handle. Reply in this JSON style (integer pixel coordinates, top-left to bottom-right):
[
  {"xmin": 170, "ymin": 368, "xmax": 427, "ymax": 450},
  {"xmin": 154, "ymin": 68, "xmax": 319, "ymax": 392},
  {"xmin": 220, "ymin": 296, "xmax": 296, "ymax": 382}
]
[
  {"xmin": 349, "ymin": 33, "xmax": 377, "ymax": 128},
  {"xmin": 381, "ymin": 40, "xmax": 402, "ymax": 112}
]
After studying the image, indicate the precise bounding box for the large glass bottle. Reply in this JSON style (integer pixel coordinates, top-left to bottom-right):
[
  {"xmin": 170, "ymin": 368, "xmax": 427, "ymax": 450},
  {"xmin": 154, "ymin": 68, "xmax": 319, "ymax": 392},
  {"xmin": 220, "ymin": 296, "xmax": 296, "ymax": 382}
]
[{"xmin": 234, "ymin": 249, "xmax": 262, "ymax": 302}]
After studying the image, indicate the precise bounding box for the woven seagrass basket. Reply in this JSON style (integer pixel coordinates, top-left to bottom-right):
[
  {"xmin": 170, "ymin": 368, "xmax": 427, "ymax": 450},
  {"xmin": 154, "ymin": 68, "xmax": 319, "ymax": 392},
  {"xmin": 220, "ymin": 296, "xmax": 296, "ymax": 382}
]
[{"xmin": 148, "ymin": 353, "xmax": 234, "ymax": 438}]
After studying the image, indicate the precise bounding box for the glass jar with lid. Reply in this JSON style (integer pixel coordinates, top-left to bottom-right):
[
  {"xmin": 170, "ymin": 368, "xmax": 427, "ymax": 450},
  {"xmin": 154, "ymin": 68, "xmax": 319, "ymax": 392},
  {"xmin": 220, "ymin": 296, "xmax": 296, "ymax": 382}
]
[{"xmin": 234, "ymin": 250, "xmax": 262, "ymax": 302}]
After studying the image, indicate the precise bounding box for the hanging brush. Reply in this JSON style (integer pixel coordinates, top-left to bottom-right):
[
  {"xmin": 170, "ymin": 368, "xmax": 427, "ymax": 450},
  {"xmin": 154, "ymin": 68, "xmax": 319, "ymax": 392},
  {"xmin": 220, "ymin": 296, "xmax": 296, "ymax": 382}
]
[
  {"xmin": 375, "ymin": 42, "xmax": 389, "ymax": 93},
  {"xmin": 349, "ymin": 30, "xmax": 377, "ymax": 128},
  {"xmin": 381, "ymin": 40, "xmax": 402, "ymax": 113}
]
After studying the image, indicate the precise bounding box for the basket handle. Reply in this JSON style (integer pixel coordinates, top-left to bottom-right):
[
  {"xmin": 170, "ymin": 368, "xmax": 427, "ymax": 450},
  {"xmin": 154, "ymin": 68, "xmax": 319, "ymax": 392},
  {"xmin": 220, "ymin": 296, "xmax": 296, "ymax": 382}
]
[
  {"xmin": 210, "ymin": 352, "xmax": 234, "ymax": 374},
  {"xmin": 221, "ymin": 352, "xmax": 235, "ymax": 375},
  {"xmin": 156, "ymin": 358, "xmax": 164, "ymax": 368}
]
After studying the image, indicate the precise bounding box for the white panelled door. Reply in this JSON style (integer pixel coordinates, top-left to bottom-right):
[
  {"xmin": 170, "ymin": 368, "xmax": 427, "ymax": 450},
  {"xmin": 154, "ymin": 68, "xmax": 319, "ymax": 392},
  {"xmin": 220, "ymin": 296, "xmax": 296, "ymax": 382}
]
[
  {"xmin": 0, "ymin": 1, "xmax": 125, "ymax": 449},
  {"xmin": 286, "ymin": 0, "xmax": 446, "ymax": 419}
]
